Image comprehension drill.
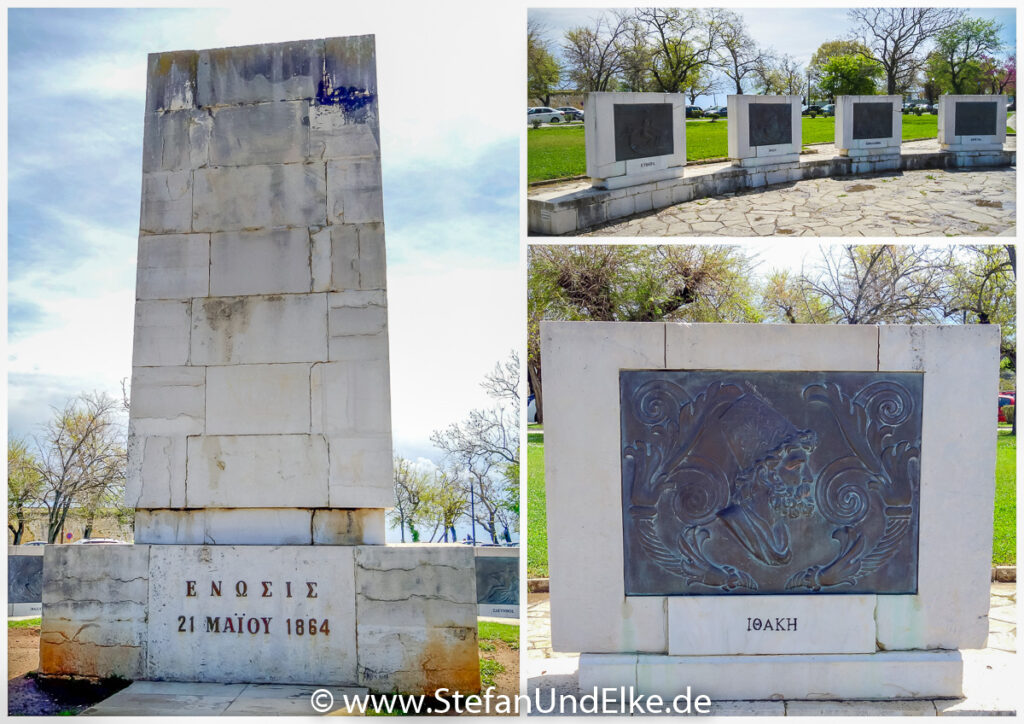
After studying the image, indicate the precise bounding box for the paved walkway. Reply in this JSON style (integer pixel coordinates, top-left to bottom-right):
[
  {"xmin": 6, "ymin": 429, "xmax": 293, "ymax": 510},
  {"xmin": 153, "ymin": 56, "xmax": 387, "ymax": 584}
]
[
  {"xmin": 560, "ymin": 136, "xmax": 1017, "ymax": 237},
  {"xmin": 527, "ymin": 582, "xmax": 1017, "ymax": 715}
]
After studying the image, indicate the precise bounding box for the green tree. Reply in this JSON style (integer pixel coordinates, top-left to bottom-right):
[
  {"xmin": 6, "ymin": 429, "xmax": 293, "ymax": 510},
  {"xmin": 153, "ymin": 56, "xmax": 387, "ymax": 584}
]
[
  {"xmin": 391, "ymin": 455, "xmax": 428, "ymax": 543},
  {"xmin": 849, "ymin": 7, "xmax": 964, "ymax": 94},
  {"xmin": 8, "ymin": 439, "xmax": 43, "ymax": 544},
  {"xmin": 808, "ymin": 39, "xmax": 874, "ymax": 99},
  {"xmin": 944, "ymin": 245, "xmax": 1016, "ymax": 373},
  {"xmin": 34, "ymin": 392, "xmax": 127, "ymax": 544},
  {"xmin": 760, "ymin": 270, "xmax": 831, "ymax": 325},
  {"xmin": 528, "ymin": 19, "xmax": 561, "ymax": 105},
  {"xmin": 933, "ymin": 18, "xmax": 1004, "ymax": 94},
  {"xmin": 818, "ymin": 55, "xmax": 884, "ymax": 100},
  {"xmin": 419, "ymin": 466, "xmax": 469, "ymax": 543},
  {"xmin": 527, "ymin": 245, "xmax": 761, "ymax": 422},
  {"xmin": 636, "ymin": 7, "xmax": 722, "ymax": 93}
]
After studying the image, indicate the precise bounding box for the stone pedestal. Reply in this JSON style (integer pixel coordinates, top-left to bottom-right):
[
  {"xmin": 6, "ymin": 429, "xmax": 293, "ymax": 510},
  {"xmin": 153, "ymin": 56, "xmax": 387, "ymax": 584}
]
[
  {"xmin": 40, "ymin": 34, "xmax": 480, "ymax": 696},
  {"xmin": 938, "ymin": 94, "xmax": 1008, "ymax": 152},
  {"xmin": 584, "ymin": 92, "xmax": 686, "ymax": 190},
  {"xmin": 728, "ymin": 95, "xmax": 802, "ymax": 167},
  {"xmin": 835, "ymin": 95, "xmax": 902, "ymax": 158}
]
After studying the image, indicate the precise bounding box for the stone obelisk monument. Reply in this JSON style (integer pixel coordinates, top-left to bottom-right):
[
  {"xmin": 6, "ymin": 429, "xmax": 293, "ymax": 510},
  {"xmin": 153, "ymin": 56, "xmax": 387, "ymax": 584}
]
[{"xmin": 40, "ymin": 35, "xmax": 480, "ymax": 695}]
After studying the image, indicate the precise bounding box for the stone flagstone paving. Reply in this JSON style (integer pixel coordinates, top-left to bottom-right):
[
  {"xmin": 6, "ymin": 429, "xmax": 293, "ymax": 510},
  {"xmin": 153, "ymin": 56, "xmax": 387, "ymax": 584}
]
[
  {"xmin": 579, "ymin": 167, "xmax": 1016, "ymax": 237},
  {"xmin": 527, "ymin": 582, "xmax": 1017, "ymax": 715}
]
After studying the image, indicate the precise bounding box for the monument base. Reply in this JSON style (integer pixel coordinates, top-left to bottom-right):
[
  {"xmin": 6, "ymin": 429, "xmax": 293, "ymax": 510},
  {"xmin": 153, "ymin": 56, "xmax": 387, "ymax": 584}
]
[
  {"xmin": 591, "ymin": 166, "xmax": 685, "ymax": 191},
  {"xmin": 941, "ymin": 147, "xmax": 1008, "ymax": 167},
  {"xmin": 732, "ymin": 154, "xmax": 800, "ymax": 168},
  {"xmin": 579, "ymin": 651, "xmax": 964, "ymax": 701},
  {"xmin": 41, "ymin": 543, "xmax": 480, "ymax": 694}
]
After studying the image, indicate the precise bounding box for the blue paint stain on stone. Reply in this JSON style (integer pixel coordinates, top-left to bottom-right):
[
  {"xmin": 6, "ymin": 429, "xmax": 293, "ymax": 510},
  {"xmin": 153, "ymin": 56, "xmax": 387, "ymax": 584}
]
[{"xmin": 317, "ymin": 78, "xmax": 375, "ymax": 112}]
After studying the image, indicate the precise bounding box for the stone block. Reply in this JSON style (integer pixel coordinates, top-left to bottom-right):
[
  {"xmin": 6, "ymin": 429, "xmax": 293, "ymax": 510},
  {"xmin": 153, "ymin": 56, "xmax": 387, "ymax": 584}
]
[
  {"xmin": 311, "ymin": 227, "xmax": 332, "ymax": 292},
  {"xmin": 191, "ymin": 295, "xmax": 327, "ymax": 365},
  {"xmin": 132, "ymin": 299, "xmax": 192, "ymax": 367},
  {"xmin": 354, "ymin": 223, "xmax": 387, "ymax": 289},
  {"xmin": 671, "ymin": 183, "xmax": 693, "ymax": 205},
  {"xmin": 327, "ymin": 160, "xmax": 384, "ymax": 225},
  {"xmin": 354, "ymin": 545, "xmax": 480, "ymax": 694},
  {"xmin": 126, "ymin": 434, "xmax": 188, "ymax": 508},
  {"xmin": 41, "ymin": 545, "xmax": 151, "ymax": 679},
  {"xmin": 140, "ymin": 170, "xmax": 193, "ymax": 234},
  {"xmin": 142, "ymin": 109, "xmax": 211, "ymax": 172},
  {"xmin": 578, "ymin": 654, "xmax": 638, "ymax": 692},
  {"xmin": 633, "ymin": 650, "xmax": 963, "ymax": 700},
  {"xmin": 327, "ymin": 436, "xmax": 395, "ymax": 509},
  {"xmin": 134, "ymin": 510, "xmax": 318, "ymax": 545},
  {"xmin": 650, "ymin": 189, "xmax": 671, "ymax": 212},
  {"xmin": 633, "ymin": 191, "xmax": 653, "ymax": 214},
  {"xmin": 311, "ymin": 359, "xmax": 390, "ymax": 436},
  {"xmin": 146, "ymin": 51, "xmax": 197, "ymax": 113},
  {"xmin": 312, "ymin": 509, "xmax": 386, "ymax": 545},
  {"xmin": 309, "ymin": 104, "xmax": 380, "ymax": 160},
  {"xmin": 328, "ymin": 291, "xmax": 387, "ymax": 337},
  {"xmin": 197, "ymin": 39, "xmax": 321, "ymax": 107},
  {"xmin": 147, "ymin": 546, "xmax": 357, "ymax": 684},
  {"xmin": 136, "ymin": 233, "xmax": 210, "ymax": 300},
  {"xmin": 786, "ymin": 700, "xmax": 938, "ymax": 716},
  {"xmin": 209, "ymin": 101, "xmax": 309, "ymax": 166},
  {"xmin": 192, "ymin": 163, "xmax": 327, "ymax": 232},
  {"xmin": 323, "ymin": 35, "xmax": 377, "ymax": 103},
  {"xmin": 668, "ymin": 595, "xmax": 877, "ymax": 655},
  {"xmin": 205, "ymin": 363, "xmax": 311, "ymax": 435},
  {"xmin": 185, "ymin": 435, "xmax": 330, "ymax": 508},
  {"xmin": 665, "ymin": 322, "xmax": 878, "ymax": 370},
  {"xmin": 607, "ymin": 195, "xmax": 635, "ymax": 220},
  {"xmin": 541, "ymin": 321, "xmax": 667, "ymax": 654},
  {"xmin": 129, "ymin": 366, "xmax": 205, "ymax": 436},
  {"xmin": 875, "ymin": 326, "xmax": 998, "ymax": 651},
  {"xmin": 209, "ymin": 229, "xmax": 313, "ymax": 296}
]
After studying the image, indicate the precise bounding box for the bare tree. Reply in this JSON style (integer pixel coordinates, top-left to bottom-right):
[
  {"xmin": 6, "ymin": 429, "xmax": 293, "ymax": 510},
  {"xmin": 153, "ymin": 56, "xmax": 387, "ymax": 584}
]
[
  {"xmin": 636, "ymin": 7, "xmax": 723, "ymax": 93},
  {"xmin": 562, "ymin": 13, "xmax": 630, "ymax": 91},
  {"xmin": 849, "ymin": 8, "xmax": 964, "ymax": 95},
  {"xmin": 615, "ymin": 12, "xmax": 655, "ymax": 91},
  {"xmin": 33, "ymin": 392, "xmax": 126, "ymax": 543},
  {"xmin": 943, "ymin": 245, "xmax": 1016, "ymax": 370},
  {"xmin": 802, "ymin": 245, "xmax": 952, "ymax": 325},
  {"xmin": 715, "ymin": 10, "xmax": 766, "ymax": 94},
  {"xmin": 431, "ymin": 352, "xmax": 520, "ymax": 544},
  {"xmin": 391, "ymin": 455, "xmax": 427, "ymax": 542}
]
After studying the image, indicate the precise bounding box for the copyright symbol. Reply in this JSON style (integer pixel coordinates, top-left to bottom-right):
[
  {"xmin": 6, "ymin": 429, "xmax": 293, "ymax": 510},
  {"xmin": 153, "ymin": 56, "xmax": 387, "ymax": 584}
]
[{"xmin": 311, "ymin": 688, "xmax": 334, "ymax": 713}]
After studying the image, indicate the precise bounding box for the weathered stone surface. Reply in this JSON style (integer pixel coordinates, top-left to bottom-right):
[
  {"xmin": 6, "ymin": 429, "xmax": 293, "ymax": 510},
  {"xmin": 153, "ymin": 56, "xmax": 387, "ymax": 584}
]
[
  {"xmin": 328, "ymin": 291, "xmax": 389, "ymax": 361},
  {"xmin": 8, "ymin": 550, "xmax": 44, "ymax": 604},
  {"xmin": 327, "ymin": 436, "xmax": 395, "ymax": 509},
  {"xmin": 327, "ymin": 159, "xmax": 384, "ymax": 224},
  {"xmin": 205, "ymin": 363, "xmax": 311, "ymax": 435},
  {"xmin": 147, "ymin": 546, "xmax": 357, "ymax": 684},
  {"xmin": 329, "ymin": 223, "xmax": 387, "ymax": 290},
  {"xmin": 192, "ymin": 163, "xmax": 327, "ymax": 232},
  {"xmin": 146, "ymin": 51, "xmax": 197, "ymax": 113},
  {"xmin": 312, "ymin": 359, "xmax": 390, "ymax": 436},
  {"xmin": 185, "ymin": 435, "xmax": 329, "ymax": 508},
  {"xmin": 312, "ymin": 509, "xmax": 386, "ymax": 545},
  {"xmin": 41, "ymin": 545, "xmax": 151, "ymax": 679},
  {"xmin": 136, "ymin": 234, "xmax": 210, "ymax": 300},
  {"xmin": 355, "ymin": 545, "xmax": 480, "ymax": 694},
  {"xmin": 197, "ymin": 40, "xmax": 321, "ymax": 107},
  {"xmin": 132, "ymin": 300, "xmax": 191, "ymax": 367},
  {"xmin": 140, "ymin": 170, "xmax": 193, "ymax": 234},
  {"xmin": 209, "ymin": 101, "xmax": 309, "ymax": 166},
  {"xmin": 134, "ymin": 509, "xmax": 316, "ymax": 545},
  {"xmin": 142, "ymin": 109, "xmax": 211, "ymax": 172},
  {"xmin": 190, "ymin": 294, "xmax": 327, "ymax": 365},
  {"xmin": 129, "ymin": 366, "xmax": 205, "ymax": 436},
  {"xmin": 209, "ymin": 229, "xmax": 313, "ymax": 296},
  {"xmin": 309, "ymin": 105, "xmax": 380, "ymax": 160},
  {"xmin": 126, "ymin": 434, "xmax": 187, "ymax": 508}
]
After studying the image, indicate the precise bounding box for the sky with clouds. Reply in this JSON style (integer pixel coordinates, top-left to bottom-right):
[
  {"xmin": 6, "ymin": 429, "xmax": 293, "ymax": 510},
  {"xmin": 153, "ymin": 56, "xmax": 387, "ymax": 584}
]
[
  {"xmin": 6, "ymin": 6, "xmax": 523, "ymax": 471},
  {"xmin": 531, "ymin": 6, "xmax": 1016, "ymax": 106}
]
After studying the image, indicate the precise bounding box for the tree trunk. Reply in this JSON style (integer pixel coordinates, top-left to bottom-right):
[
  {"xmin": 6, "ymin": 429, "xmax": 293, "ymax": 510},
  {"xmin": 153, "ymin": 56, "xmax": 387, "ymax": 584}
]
[
  {"xmin": 528, "ymin": 362, "xmax": 544, "ymax": 424},
  {"xmin": 9, "ymin": 516, "xmax": 25, "ymax": 545}
]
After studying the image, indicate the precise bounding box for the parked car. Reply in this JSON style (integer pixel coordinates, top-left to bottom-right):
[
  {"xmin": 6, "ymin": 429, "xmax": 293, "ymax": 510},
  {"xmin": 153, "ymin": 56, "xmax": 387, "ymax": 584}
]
[
  {"xmin": 556, "ymin": 106, "xmax": 583, "ymax": 121},
  {"xmin": 528, "ymin": 107, "xmax": 565, "ymax": 125},
  {"xmin": 998, "ymin": 392, "xmax": 1015, "ymax": 423},
  {"xmin": 705, "ymin": 106, "xmax": 727, "ymax": 117},
  {"xmin": 685, "ymin": 105, "xmax": 704, "ymax": 118},
  {"xmin": 22, "ymin": 540, "xmax": 47, "ymax": 546},
  {"xmin": 821, "ymin": 103, "xmax": 835, "ymax": 116},
  {"xmin": 802, "ymin": 104, "xmax": 824, "ymax": 117},
  {"xmin": 912, "ymin": 103, "xmax": 936, "ymax": 115}
]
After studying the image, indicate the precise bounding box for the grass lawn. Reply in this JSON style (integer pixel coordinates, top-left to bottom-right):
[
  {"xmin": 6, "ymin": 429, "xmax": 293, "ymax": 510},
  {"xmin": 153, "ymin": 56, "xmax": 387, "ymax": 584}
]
[
  {"xmin": 525, "ymin": 431, "xmax": 1016, "ymax": 574},
  {"xmin": 527, "ymin": 114, "xmax": 950, "ymax": 183},
  {"xmin": 8, "ymin": 617, "xmax": 41, "ymax": 628},
  {"xmin": 993, "ymin": 430, "xmax": 1016, "ymax": 565},
  {"xmin": 526, "ymin": 433, "xmax": 547, "ymax": 578}
]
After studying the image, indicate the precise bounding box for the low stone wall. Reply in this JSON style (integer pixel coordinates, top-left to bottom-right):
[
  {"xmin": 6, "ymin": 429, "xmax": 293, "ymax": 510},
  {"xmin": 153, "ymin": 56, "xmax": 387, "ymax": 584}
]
[
  {"xmin": 528, "ymin": 140, "xmax": 1016, "ymax": 235},
  {"xmin": 40, "ymin": 543, "xmax": 480, "ymax": 694}
]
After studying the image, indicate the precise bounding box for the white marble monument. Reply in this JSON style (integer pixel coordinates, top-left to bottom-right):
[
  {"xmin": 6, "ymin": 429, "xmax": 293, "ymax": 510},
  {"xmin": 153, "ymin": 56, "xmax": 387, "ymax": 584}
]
[
  {"xmin": 938, "ymin": 94, "xmax": 1008, "ymax": 152},
  {"xmin": 727, "ymin": 95, "xmax": 802, "ymax": 167},
  {"xmin": 40, "ymin": 35, "xmax": 480, "ymax": 695},
  {"xmin": 834, "ymin": 95, "xmax": 902, "ymax": 158},
  {"xmin": 584, "ymin": 92, "xmax": 686, "ymax": 190},
  {"xmin": 541, "ymin": 322, "xmax": 997, "ymax": 700}
]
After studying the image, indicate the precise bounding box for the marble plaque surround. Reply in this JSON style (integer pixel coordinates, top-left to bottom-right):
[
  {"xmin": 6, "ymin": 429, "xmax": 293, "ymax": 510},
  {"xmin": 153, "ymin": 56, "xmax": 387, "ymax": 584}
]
[{"xmin": 620, "ymin": 370, "xmax": 922, "ymax": 596}]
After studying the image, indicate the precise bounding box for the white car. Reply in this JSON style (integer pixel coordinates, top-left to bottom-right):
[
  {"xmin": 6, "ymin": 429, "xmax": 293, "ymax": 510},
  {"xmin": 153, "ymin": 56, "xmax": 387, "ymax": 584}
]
[
  {"xmin": 528, "ymin": 107, "xmax": 565, "ymax": 125},
  {"xmin": 73, "ymin": 538, "xmax": 129, "ymax": 545}
]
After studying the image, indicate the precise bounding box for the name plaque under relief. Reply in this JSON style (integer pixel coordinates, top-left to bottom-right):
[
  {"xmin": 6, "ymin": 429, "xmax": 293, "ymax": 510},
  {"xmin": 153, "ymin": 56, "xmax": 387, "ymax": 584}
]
[{"xmin": 620, "ymin": 370, "xmax": 922, "ymax": 596}]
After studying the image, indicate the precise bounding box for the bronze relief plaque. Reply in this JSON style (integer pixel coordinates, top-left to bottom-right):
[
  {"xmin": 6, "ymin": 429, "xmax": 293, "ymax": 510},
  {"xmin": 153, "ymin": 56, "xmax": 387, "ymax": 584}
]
[
  {"xmin": 852, "ymin": 102, "xmax": 894, "ymax": 140},
  {"xmin": 620, "ymin": 370, "xmax": 922, "ymax": 596},
  {"xmin": 954, "ymin": 102, "xmax": 997, "ymax": 136},
  {"xmin": 613, "ymin": 103, "xmax": 674, "ymax": 161},
  {"xmin": 748, "ymin": 103, "xmax": 792, "ymax": 147}
]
